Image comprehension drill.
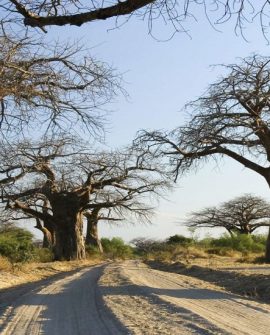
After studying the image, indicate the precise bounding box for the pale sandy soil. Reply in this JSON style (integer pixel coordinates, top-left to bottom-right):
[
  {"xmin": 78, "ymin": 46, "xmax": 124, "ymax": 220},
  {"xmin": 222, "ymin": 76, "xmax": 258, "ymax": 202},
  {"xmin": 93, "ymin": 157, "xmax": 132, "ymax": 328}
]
[
  {"xmin": 100, "ymin": 260, "xmax": 270, "ymax": 335},
  {"xmin": 147, "ymin": 259, "xmax": 270, "ymax": 303},
  {"xmin": 0, "ymin": 264, "xmax": 127, "ymax": 335}
]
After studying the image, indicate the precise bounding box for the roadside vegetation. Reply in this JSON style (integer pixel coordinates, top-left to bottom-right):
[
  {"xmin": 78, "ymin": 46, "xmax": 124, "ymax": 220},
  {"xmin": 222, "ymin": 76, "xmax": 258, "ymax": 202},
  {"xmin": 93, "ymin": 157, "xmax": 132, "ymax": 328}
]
[
  {"xmin": 132, "ymin": 233, "xmax": 268, "ymax": 264},
  {"xmin": 0, "ymin": 227, "xmax": 134, "ymax": 272},
  {"xmin": 1, "ymin": 225, "xmax": 270, "ymax": 302},
  {"xmin": 1, "ymin": 225, "xmax": 268, "ymax": 273}
]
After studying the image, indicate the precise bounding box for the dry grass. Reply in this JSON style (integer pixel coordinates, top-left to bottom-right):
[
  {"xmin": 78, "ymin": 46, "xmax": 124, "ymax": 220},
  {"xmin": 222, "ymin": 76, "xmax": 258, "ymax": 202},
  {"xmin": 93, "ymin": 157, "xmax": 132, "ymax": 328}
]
[
  {"xmin": 0, "ymin": 256, "xmax": 104, "ymax": 290},
  {"xmin": 142, "ymin": 245, "xmax": 238, "ymax": 264},
  {"xmin": 0, "ymin": 256, "xmax": 12, "ymax": 272}
]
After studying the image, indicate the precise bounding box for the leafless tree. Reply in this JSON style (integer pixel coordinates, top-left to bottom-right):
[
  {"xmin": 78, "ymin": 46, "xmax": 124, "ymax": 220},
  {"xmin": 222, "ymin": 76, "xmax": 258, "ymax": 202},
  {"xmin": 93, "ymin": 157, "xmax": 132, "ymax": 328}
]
[
  {"xmin": 3, "ymin": 1, "xmax": 270, "ymax": 39},
  {"xmin": 0, "ymin": 136, "xmax": 170, "ymax": 260},
  {"xmin": 83, "ymin": 181, "xmax": 158, "ymax": 253},
  {"xmin": 135, "ymin": 55, "xmax": 270, "ymax": 261},
  {"xmin": 186, "ymin": 194, "xmax": 270, "ymax": 236},
  {"xmin": 0, "ymin": 27, "xmax": 121, "ymax": 135}
]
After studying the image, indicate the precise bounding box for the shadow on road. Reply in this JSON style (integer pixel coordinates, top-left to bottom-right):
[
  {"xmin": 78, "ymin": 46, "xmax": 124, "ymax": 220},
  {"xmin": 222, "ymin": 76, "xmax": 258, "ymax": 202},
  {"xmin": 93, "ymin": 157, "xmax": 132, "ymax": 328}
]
[
  {"xmin": 0, "ymin": 265, "xmax": 128, "ymax": 335},
  {"xmin": 146, "ymin": 261, "xmax": 270, "ymax": 304}
]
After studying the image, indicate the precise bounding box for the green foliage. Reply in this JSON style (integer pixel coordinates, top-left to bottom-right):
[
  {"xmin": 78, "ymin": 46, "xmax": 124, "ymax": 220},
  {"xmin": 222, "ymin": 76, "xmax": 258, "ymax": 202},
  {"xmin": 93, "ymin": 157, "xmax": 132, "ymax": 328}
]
[
  {"xmin": 33, "ymin": 247, "xmax": 54, "ymax": 262},
  {"xmin": 167, "ymin": 234, "xmax": 192, "ymax": 245},
  {"xmin": 101, "ymin": 237, "xmax": 133, "ymax": 259},
  {"xmin": 208, "ymin": 233, "xmax": 266, "ymax": 253},
  {"xmin": 85, "ymin": 245, "xmax": 104, "ymax": 259},
  {"xmin": 0, "ymin": 227, "xmax": 34, "ymax": 263}
]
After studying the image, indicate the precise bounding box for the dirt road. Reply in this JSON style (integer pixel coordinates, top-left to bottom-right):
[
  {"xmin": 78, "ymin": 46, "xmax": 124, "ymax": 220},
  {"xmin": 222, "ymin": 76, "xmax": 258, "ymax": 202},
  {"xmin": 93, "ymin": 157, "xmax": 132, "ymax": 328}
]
[
  {"xmin": 0, "ymin": 265, "xmax": 127, "ymax": 335},
  {"xmin": 1, "ymin": 260, "xmax": 270, "ymax": 334}
]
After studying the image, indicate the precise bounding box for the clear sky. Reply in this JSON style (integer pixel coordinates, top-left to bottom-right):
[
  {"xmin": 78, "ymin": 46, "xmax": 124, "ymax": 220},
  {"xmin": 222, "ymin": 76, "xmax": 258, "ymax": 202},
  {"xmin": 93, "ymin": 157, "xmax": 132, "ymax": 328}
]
[{"xmin": 22, "ymin": 8, "xmax": 270, "ymax": 242}]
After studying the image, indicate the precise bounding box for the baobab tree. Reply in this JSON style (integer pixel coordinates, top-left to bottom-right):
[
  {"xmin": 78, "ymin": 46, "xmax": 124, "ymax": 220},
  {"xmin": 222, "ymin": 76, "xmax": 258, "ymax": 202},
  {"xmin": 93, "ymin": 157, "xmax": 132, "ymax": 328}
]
[
  {"xmin": 186, "ymin": 194, "xmax": 270, "ymax": 236},
  {"xmin": 4, "ymin": 1, "xmax": 270, "ymax": 39},
  {"xmin": 0, "ymin": 136, "xmax": 170, "ymax": 260},
  {"xmin": 136, "ymin": 55, "xmax": 270, "ymax": 261}
]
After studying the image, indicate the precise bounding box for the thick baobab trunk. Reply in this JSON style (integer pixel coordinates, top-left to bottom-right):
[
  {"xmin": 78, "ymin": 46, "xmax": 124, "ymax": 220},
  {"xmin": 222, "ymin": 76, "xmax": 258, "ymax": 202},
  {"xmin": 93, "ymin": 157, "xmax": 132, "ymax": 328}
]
[
  {"xmin": 54, "ymin": 213, "xmax": 85, "ymax": 261},
  {"xmin": 265, "ymin": 226, "xmax": 270, "ymax": 263},
  {"xmin": 51, "ymin": 193, "xmax": 86, "ymax": 261},
  {"xmin": 54, "ymin": 212, "xmax": 85, "ymax": 260},
  {"xmin": 85, "ymin": 214, "xmax": 103, "ymax": 253}
]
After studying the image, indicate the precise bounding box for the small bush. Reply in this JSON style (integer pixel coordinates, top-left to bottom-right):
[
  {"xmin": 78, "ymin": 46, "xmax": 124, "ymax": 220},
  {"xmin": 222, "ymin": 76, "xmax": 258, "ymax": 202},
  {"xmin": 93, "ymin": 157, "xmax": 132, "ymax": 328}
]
[
  {"xmin": 33, "ymin": 248, "xmax": 54, "ymax": 262},
  {"xmin": 0, "ymin": 227, "xmax": 34, "ymax": 263},
  {"xmin": 101, "ymin": 237, "xmax": 133, "ymax": 259},
  {"xmin": 167, "ymin": 234, "xmax": 193, "ymax": 245}
]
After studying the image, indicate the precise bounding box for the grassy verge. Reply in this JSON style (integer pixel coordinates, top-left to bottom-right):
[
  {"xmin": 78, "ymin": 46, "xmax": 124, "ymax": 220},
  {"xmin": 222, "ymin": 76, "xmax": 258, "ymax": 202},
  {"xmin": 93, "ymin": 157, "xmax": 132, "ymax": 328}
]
[
  {"xmin": 0, "ymin": 255, "xmax": 104, "ymax": 290},
  {"xmin": 0, "ymin": 237, "xmax": 134, "ymax": 290}
]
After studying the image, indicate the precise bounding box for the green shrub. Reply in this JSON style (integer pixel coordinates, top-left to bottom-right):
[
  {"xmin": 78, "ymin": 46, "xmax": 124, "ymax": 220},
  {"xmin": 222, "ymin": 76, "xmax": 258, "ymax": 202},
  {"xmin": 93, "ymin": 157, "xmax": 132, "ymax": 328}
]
[
  {"xmin": 0, "ymin": 227, "xmax": 34, "ymax": 263},
  {"xmin": 85, "ymin": 245, "xmax": 104, "ymax": 259},
  {"xmin": 33, "ymin": 247, "xmax": 54, "ymax": 262},
  {"xmin": 101, "ymin": 237, "xmax": 133, "ymax": 259},
  {"xmin": 167, "ymin": 235, "xmax": 193, "ymax": 245},
  {"xmin": 208, "ymin": 233, "xmax": 266, "ymax": 253}
]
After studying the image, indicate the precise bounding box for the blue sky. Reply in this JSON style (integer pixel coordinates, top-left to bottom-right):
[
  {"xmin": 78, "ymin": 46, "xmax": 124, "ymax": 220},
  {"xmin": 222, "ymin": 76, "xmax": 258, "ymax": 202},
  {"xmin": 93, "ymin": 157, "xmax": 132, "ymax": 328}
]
[{"xmin": 27, "ymin": 10, "xmax": 270, "ymax": 242}]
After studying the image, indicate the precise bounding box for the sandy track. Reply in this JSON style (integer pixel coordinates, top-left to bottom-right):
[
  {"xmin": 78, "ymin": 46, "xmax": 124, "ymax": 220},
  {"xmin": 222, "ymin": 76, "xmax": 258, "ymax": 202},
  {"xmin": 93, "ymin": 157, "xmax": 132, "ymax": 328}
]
[
  {"xmin": 1, "ymin": 260, "xmax": 270, "ymax": 335},
  {"xmin": 0, "ymin": 264, "xmax": 127, "ymax": 335},
  {"xmin": 100, "ymin": 260, "xmax": 270, "ymax": 335}
]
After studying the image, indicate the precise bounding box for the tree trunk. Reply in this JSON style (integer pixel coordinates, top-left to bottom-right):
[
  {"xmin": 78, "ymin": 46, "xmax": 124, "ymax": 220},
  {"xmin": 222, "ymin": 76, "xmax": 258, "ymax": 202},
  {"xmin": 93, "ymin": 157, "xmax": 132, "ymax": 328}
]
[
  {"xmin": 35, "ymin": 218, "xmax": 54, "ymax": 249},
  {"xmin": 54, "ymin": 213, "xmax": 85, "ymax": 260},
  {"xmin": 265, "ymin": 226, "xmax": 270, "ymax": 263},
  {"xmin": 42, "ymin": 228, "xmax": 53, "ymax": 248},
  {"xmin": 51, "ymin": 193, "xmax": 86, "ymax": 261},
  {"xmin": 85, "ymin": 215, "xmax": 103, "ymax": 253},
  {"xmin": 240, "ymin": 223, "xmax": 251, "ymax": 234},
  {"xmin": 43, "ymin": 219, "xmax": 56, "ymax": 248},
  {"xmin": 226, "ymin": 229, "xmax": 234, "ymax": 237}
]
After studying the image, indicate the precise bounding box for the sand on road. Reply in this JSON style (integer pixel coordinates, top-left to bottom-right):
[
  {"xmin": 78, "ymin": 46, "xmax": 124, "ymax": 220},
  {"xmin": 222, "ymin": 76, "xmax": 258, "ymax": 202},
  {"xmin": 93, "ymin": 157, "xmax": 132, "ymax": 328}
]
[
  {"xmin": 0, "ymin": 264, "xmax": 127, "ymax": 335},
  {"xmin": 100, "ymin": 260, "xmax": 270, "ymax": 335}
]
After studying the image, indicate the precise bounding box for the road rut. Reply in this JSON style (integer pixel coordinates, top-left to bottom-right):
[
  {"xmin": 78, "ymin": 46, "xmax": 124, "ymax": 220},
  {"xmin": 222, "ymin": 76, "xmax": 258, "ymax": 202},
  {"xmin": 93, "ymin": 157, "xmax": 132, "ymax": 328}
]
[
  {"xmin": 0, "ymin": 264, "xmax": 127, "ymax": 335},
  {"xmin": 100, "ymin": 260, "xmax": 270, "ymax": 335}
]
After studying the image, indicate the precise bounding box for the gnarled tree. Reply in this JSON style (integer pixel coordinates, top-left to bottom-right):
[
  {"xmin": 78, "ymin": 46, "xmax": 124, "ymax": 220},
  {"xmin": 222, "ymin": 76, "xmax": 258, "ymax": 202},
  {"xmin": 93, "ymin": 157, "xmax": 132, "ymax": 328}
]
[
  {"xmin": 186, "ymin": 194, "xmax": 270, "ymax": 236},
  {"xmin": 136, "ymin": 55, "xmax": 270, "ymax": 261},
  {"xmin": 0, "ymin": 137, "xmax": 170, "ymax": 260}
]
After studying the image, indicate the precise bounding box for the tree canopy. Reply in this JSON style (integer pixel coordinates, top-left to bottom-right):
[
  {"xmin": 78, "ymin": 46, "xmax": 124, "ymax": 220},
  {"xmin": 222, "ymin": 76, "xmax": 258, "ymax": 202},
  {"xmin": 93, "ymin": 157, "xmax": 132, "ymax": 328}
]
[
  {"xmin": 0, "ymin": 136, "xmax": 170, "ymax": 259},
  {"xmin": 0, "ymin": 28, "xmax": 121, "ymax": 135},
  {"xmin": 136, "ymin": 55, "xmax": 270, "ymax": 185},
  {"xmin": 186, "ymin": 194, "xmax": 270, "ymax": 235}
]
